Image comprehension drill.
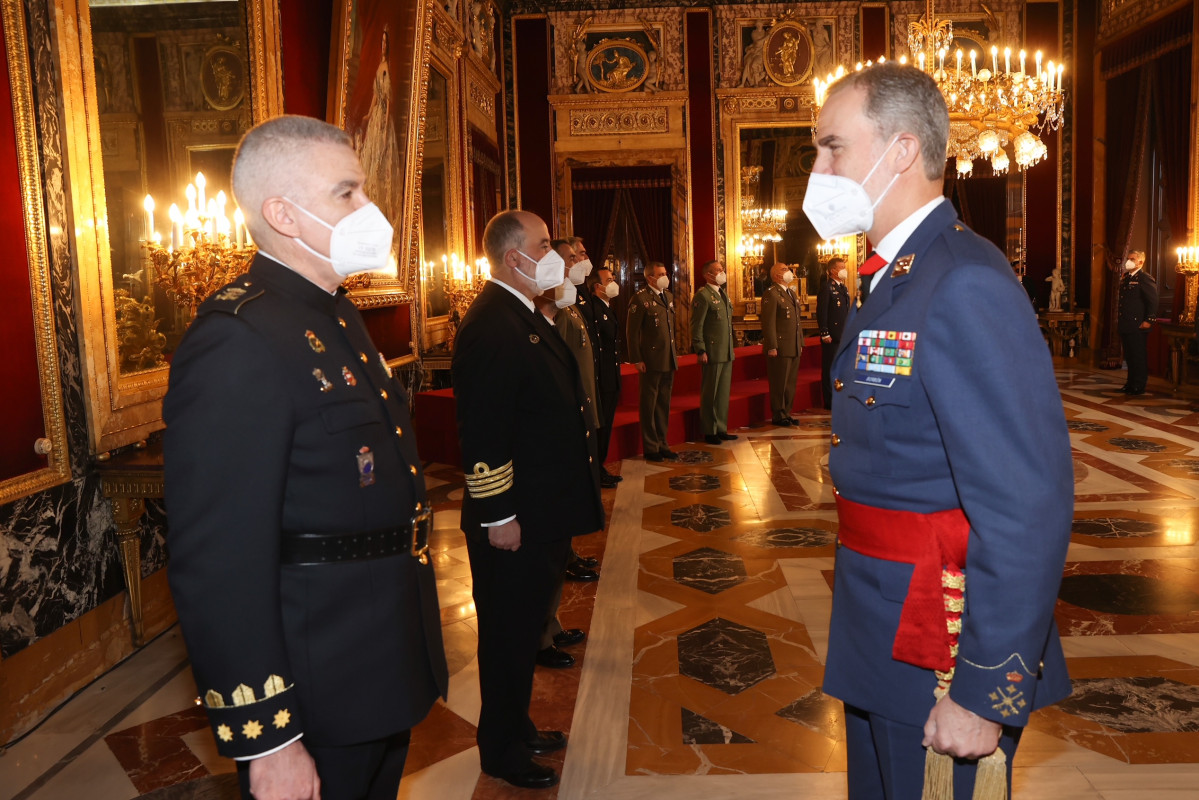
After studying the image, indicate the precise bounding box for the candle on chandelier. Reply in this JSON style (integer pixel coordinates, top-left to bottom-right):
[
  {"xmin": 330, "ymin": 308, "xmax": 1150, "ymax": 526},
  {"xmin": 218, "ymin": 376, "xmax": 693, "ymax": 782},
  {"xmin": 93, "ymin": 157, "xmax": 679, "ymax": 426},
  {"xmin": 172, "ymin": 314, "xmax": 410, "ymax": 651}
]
[
  {"xmin": 1057, "ymin": 64, "xmax": 1064, "ymax": 90},
  {"xmin": 185, "ymin": 183, "xmax": 197, "ymax": 214},
  {"xmin": 234, "ymin": 208, "xmax": 245, "ymax": 248},
  {"xmin": 1004, "ymin": 47, "xmax": 1011, "ymax": 73},
  {"xmin": 1019, "ymin": 49, "xmax": 1026, "ymax": 75},
  {"xmin": 918, "ymin": 52, "xmax": 925, "ymax": 72},
  {"xmin": 991, "ymin": 46, "xmax": 998, "ymax": 75},
  {"xmin": 955, "ymin": 48, "xmax": 962, "ymax": 79},
  {"xmin": 169, "ymin": 203, "xmax": 182, "ymax": 250},
  {"xmin": 143, "ymin": 194, "xmax": 155, "ymax": 241},
  {"xmin": 1035, "ymin": 50, "xmax": 1043, "ymax": 80},
  {"xmin": 969, "ymin": 50, "xmax": 977, "ymax": 79},
  {"xmin": 195, "ymin": 172, "xmax": 207, "ymax": 212}
]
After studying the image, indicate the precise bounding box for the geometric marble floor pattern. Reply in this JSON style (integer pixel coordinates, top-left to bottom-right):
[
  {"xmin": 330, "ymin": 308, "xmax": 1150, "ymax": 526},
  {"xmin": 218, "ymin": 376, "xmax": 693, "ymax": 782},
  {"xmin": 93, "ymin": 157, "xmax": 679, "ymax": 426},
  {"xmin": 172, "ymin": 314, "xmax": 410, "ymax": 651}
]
[{"xmin": 6, "ymin": 363, "xmax": 1199, "ymax": 800}]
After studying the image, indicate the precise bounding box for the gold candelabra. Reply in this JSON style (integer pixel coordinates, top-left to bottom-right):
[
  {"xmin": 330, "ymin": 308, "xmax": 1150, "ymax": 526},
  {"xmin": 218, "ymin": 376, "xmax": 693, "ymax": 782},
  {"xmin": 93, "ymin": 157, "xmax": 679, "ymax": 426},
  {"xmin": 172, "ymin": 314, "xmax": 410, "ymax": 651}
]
[
  {"xmin": 816, "ymin": 238, "xmax": 851, "ymax": 264},
  {"xmin": 813, "ymin": 0, "xmax": 1065, "ymax": 177},
  {"xmin": 1176, "ymin": 246, "xmax": 1199, "ymax": 325},
  {"xmin": 424, "ymin": 253, "xmax": 489, "ymax": 347}
]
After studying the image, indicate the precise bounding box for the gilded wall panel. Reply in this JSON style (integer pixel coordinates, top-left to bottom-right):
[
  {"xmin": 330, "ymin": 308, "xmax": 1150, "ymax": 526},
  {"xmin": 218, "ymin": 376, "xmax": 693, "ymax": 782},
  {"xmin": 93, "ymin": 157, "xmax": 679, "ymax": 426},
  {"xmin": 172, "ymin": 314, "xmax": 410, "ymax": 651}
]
[{"xmin": 549, "ymin": 9, "xmax": 685, "ymax": 95}]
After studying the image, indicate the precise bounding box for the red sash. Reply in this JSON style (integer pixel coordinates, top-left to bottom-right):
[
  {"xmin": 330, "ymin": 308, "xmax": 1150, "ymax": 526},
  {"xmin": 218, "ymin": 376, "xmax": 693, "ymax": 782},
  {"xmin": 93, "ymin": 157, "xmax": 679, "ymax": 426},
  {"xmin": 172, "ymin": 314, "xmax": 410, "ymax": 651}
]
[{"xmin": 835, "ymin": 493, "xmax": 969, "ymax": 673}]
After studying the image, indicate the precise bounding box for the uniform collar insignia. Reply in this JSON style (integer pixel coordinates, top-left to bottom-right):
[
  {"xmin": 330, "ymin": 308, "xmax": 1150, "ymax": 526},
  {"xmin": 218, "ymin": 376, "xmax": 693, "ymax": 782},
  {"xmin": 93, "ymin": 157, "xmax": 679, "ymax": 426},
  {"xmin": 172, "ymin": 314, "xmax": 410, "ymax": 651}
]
[{"xmin": 891, "ymin": 254, "xmax": 915, "ymax": 277}]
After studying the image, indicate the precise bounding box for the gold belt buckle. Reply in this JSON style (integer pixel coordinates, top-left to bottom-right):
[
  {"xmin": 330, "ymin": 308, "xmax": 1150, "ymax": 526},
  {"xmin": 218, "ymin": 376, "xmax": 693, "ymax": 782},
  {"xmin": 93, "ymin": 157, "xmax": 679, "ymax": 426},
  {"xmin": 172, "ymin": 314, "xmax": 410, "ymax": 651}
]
[{"xmin": 410, "ymin": 507, "xmax": 433, "ymax": 564}]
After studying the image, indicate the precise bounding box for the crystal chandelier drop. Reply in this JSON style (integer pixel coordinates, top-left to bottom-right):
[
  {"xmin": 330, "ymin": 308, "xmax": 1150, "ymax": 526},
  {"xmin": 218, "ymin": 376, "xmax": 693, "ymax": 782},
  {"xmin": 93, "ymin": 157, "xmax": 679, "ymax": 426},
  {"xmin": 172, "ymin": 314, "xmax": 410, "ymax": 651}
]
[
  {"xmin": 813, "ymin": 0, "xmax": 1065, "ymax": 177},
  {"xmin": 739, "ymin": 165, "xmax": 787, "ymax": 254}
]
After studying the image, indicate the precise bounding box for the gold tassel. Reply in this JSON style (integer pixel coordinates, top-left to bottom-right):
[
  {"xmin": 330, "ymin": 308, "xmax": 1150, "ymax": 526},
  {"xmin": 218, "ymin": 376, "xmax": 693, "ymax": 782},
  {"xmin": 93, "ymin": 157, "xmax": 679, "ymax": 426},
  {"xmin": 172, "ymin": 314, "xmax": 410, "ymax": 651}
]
[
  {"xmin": 971, "ymin": 749, "xmax": 1007, "ymax": 800},
  {"xmin": 922, "ymin": 749, "xmax": 955, "ymax": 800}
]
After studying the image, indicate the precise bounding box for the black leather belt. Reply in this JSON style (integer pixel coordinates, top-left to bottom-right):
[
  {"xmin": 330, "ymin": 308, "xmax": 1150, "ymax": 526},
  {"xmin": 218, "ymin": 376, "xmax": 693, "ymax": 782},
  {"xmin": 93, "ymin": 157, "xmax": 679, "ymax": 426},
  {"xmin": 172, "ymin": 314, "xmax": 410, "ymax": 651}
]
[{"xmin": 280, "ymin": 508, "xmax": 433, "ymax": 566}]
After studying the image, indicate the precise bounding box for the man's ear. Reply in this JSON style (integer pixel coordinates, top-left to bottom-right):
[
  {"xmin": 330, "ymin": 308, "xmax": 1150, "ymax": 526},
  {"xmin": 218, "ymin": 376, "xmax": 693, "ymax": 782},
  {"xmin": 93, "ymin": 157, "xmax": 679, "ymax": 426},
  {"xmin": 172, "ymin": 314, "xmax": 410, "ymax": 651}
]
[
  {"xmin": 261, "ymin": 197, "xmax": 299, "ymax": 237},
  {"xmin": 893, "ymin": 134, "xmax": 922, "ymax": 175}
]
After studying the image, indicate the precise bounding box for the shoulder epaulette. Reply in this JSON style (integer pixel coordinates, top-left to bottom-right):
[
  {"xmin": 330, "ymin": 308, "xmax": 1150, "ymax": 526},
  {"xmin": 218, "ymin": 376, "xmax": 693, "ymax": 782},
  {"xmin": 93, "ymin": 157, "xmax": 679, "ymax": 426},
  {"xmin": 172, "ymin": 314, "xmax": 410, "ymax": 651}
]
[{"xmin": 199, "ymin": 278, "xmax": 265, "ymax": 317}]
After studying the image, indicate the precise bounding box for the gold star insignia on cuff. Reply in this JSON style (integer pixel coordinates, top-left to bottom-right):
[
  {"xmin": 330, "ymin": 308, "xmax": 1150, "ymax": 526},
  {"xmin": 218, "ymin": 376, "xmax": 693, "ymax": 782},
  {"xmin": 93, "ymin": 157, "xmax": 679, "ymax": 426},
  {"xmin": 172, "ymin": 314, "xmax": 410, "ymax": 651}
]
[
  {"xmin": 273, "ymin": 709, "xmax": 291, "ymax": 729},
  {"xmin": 243, "ymin": 720, "xmax": 264, "ymax": 740},
  {"xmin": 217, "ymin": 724, "xmax": 233, "ymax": 742}
]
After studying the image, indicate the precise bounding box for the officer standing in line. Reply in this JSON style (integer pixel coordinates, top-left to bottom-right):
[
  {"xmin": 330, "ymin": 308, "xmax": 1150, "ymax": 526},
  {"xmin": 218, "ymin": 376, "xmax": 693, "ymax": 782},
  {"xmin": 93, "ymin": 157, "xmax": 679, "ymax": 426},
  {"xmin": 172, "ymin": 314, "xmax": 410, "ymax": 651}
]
[
  {"xmin": 1118, "ymin": 250, "xmax": 1157, "ymax": 395},
  {"xmin": 816, "ymin": 257, "xmax": 850, "ymax": 407},
  {"xmin": 626, "ymin": 261, "xmax": 679, "ymax": 461},
  {"xmin": 582, "ymin": 264, "xmax": 624, "ymax": 488},
  {"xmin": 691, "ymin": 260, "xmax": 739, "ymax": 445},
  {"xmin": 164, "ymin": 115, "xmax": 448, "ymax": 800},
  {"xmin": 761, "ymin": 261, "xmax": 804, "ymax": 425}
]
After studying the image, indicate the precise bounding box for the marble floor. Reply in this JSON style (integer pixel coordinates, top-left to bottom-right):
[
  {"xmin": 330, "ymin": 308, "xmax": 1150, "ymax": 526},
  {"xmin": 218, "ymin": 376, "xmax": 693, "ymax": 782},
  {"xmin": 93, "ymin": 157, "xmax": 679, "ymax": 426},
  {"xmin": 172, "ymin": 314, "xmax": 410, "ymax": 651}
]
[{"xmin": 5, "ymin": 364, "xmax": 1199, "ymax": 799}]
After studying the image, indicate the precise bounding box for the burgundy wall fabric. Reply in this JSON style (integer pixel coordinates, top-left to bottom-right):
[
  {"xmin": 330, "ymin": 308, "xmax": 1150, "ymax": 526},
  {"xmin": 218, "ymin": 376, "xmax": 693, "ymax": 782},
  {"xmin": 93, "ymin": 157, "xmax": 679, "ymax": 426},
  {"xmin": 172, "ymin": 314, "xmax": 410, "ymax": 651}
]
[
  {"xmin": 0, "ymin": 23, "xmax": 46, "ymax": 480},
  {"xmin": 514, "ymin": 17, "xmax": 554, "ymax": 224},
  {"xmin": 280, "ymin": 0, "xmax": 334, "ymax": 118},
  {"xmin": 686, "ymin": 11, "xmax": 715, "ymax": 267},
  {"xmin": 860, "ymin": 5, "xmax": 889, "ymax": 61},
  {"xmin": 1073, "ymin": 0, "xmax": 1096, "ymax": 309},
  {"xmin": 1024, "ymin": 2, "xmax": 1061, "ymax": 303}
]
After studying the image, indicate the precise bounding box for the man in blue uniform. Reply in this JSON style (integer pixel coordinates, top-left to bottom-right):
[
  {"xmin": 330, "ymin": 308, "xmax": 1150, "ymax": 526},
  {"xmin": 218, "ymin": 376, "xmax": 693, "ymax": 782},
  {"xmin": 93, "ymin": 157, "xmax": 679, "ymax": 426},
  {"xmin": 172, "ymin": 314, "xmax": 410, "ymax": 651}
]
[
  {"xmin": 1117, "ymin": 250, "xmax": 1157, "ymax": 395},
  {"xmin": 582, "ymin": 264, "xmax": 624, "ymax": 488},
  {"xmin": 165, "ymin": 116, "xmax": 448, "ymax": 800},
  {"xmin": 808, "ymin": 64, "xmax": 1073, "ymax": 799},
  {"xmin": 816, "ymin": 257, "xmax": 850, "ymax": 407},
  {"xmin": 453, "ymin": 210, "xmax": 604, "ymax": 789}
]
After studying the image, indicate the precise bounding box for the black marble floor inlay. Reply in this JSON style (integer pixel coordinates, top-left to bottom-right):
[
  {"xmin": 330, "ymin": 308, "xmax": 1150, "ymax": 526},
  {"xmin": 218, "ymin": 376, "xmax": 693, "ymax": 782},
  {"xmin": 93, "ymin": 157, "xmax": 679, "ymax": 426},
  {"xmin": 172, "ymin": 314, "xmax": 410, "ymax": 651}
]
[
  {"xmin": 1165, "ymin": 458, "xmax": 1199, "ymax": 476},
  {"xmin": 1056, "ymin": 676, "xmax": 1199, "ymax": 733},
  {"xmin": 1058, "ymin": 574, "xmax": 1199, "ymax": 616},
  {"xmin": 795, "ymin": 419, "xmax": 831, "ymax": 429},
  {"xmin": 775, "ymin": 689, "xmax": 844, "ymax": 740},
  {"xmin": 672, "ymin": 547, "xmax": 747, "ymax": 594},
  {"xmin": 675, "ymin": 450, "xmax": 715, "ymax": 464},
  {"xmin": 669, "ymin": 473, "xmax": 723, "ymax": 493},
  {"xmin": 680, "ymin": 707, "xmax": 754, "ymax": 744},
  {"xmin": 1107, "ymin": 437, "xmax": 1168, "ymax": 453},
  {"xmin": 678, "ymin": 617, "xmax": 776, "ymax": 695},
  {"xmin": 736, "ymin": 526, "xmax": 836, "ymax": 549},
  {"xmin": 1067, "ymin": 420, "xmax": 1111, "ymax": 433},
  {"xmin": 670, "ymin": 504, "xmax": 732, "ymax": 533},
  {"xmin": 1072, "ymin": 517, "xmax": 1159, "ymax": 539}
]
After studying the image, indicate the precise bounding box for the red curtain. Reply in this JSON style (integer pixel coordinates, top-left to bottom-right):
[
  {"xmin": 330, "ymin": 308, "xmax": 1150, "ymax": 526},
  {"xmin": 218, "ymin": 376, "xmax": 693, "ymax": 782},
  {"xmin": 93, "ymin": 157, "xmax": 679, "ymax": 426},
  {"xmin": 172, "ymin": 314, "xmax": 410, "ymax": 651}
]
[{"xmin": 1153, "ymin": 46, "xmax": 1192, "ymax": 319}]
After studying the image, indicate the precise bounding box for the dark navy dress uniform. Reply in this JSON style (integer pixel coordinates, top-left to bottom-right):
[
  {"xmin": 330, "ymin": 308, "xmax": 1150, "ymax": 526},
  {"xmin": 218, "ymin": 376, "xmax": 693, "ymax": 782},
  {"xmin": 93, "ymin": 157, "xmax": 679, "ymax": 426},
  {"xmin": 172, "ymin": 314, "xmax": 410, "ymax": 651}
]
[
  {"xmin": 825, "ymin": 201, "xmax": 1073, "ymax": 798},
  {"xmin": 580, "ymin": 292, "xmax": 622, "ymax": 466},
  {"xmin": 452, "ymin": 280, "xmax": 604, "ymax": 774},
  {"xmin": 164, "ymin": 255, "xmax": 448, "ymax": 790},
  {"xmin": 816, "ymin": 275, "xmax": 850, "ymax": 407},
  {"xmin": 1118, "ymin": 268, "xmax": 1158, "ymax": 393}
]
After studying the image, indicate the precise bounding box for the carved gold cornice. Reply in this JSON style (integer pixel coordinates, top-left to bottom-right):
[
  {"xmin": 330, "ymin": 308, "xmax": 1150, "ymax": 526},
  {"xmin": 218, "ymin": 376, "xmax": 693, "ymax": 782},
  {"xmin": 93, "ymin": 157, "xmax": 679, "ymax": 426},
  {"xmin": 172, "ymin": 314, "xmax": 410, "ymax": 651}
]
[
  {"xmin": 568, "ymin": 106, "xmax": 668, "ymax": 136},
  {"xmin": 468, "ymin": 76, "xmax": 496, "ymax": 122},
  {"xmin": 716, "ymin": 88, "xmax": 815, "ymax": 119},
  {"xmin": 0, "ymin": 0, "xmax": 71, "ymax": 503},
  {"xmin": 350, "ymin": 290, "xmax": 413, "ymax": 309}
]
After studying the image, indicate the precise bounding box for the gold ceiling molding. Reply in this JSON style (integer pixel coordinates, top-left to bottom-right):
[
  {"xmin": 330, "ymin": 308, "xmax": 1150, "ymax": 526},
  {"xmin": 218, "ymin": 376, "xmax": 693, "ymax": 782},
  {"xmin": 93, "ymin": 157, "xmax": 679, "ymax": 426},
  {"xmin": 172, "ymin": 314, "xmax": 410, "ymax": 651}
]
[
  {"xmin": 549, "ymin": 91, "xmax": 687, "ymax": 150},
  {"xmin": 468, "ymin": 75, "xmax": 496, "ymax": 122},
  {"xmin": 568, "ymin": 106, "xmax": 668, "ymax": 136}
]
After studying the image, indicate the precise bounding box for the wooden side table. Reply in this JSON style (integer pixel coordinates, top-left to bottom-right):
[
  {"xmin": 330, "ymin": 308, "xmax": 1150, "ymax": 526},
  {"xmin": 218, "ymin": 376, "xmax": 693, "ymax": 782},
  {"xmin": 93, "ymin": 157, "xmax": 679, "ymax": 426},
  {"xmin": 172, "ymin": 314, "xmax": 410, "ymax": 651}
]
[
  {"xmin": 97, "ymin": 440, "xmax": 164, "ymax": 647},
  {"xmin": 1037, "ymin": 311, "xmax": 1088, "ymax": 357},
  {"xmin": 1159, "ymin": 322, "xmax": 1196, "ymax": 393}
]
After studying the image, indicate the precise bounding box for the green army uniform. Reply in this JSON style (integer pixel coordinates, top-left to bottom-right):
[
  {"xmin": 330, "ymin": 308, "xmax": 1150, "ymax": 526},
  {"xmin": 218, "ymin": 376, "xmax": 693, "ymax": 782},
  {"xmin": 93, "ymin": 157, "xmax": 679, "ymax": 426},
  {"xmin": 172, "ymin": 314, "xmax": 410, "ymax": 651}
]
[
  {"xmin": 626, "ymin": 285, "xmax": 677, "ymax": 456},
  {"xmin": 690, "ymin": 283, "xmax": 735, "ymax": 436},
  {"xmin": 761, "ymin": 281, "xmax": 804, "ymax": 421},
  {"xmin": 555, "ymin": 302, "xmax": 600, "ymax": 431}
]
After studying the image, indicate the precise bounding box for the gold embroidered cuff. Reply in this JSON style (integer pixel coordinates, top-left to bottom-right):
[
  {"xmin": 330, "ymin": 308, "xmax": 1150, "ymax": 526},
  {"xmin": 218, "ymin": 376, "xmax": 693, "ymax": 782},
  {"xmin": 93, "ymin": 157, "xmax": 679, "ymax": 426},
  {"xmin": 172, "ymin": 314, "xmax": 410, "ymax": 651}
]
[{"xmin": 465, "ymin": 460, "xmax": 514, "ymax": 499}]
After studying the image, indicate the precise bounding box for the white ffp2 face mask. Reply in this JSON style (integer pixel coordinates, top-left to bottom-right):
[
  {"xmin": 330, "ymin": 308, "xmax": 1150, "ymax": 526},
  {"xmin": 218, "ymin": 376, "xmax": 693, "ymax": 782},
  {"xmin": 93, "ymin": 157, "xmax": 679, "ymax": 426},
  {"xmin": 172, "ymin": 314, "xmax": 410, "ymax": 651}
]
[
  {"xmin": 712, "ymin": 271, "xmax": 727, "ymax": 286},
  {"xmin": 782, "ymin": 270, "xmax": 795, "ymax": 284},
  {"xmin": 553, "ymin": 280, "xmax": 577, "ymax": 308},
  {"xmin": 288, "ymin": 198, "xmax": 394, "ymax": 276},
  {"xmin": 655, "ymin": 275, "xmax": 670, "ymax": 291},
  {"xmin": 604, "ymin": 281, "xmax": 620, "ymax": 299},
  {"xmin": 801, "ymin": 137, "xmax": 900, "ymax": 240},
  {"xmin": 515, "ymin": 249, "xmax": 566, "ymax": 291},
  {"xmin": 567, "ymin": 261, "xmax": 588, "ymax": 285},
  {"xmin": 1124, "ymin": 259, "xmax": 1138, "ymax": 272}
]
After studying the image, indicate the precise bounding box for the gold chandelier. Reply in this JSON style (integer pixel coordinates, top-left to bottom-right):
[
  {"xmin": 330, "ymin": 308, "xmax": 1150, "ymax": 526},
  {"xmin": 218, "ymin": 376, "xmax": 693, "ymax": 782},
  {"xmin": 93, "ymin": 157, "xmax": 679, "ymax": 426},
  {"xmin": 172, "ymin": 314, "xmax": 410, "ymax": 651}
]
[
  {"xmin": 739, "ymin": 165, "xmax": 787, "ymax": 262},
  {"xmin": 813, "ymin": 0, "xmax": 1065, "ymax": 177}
]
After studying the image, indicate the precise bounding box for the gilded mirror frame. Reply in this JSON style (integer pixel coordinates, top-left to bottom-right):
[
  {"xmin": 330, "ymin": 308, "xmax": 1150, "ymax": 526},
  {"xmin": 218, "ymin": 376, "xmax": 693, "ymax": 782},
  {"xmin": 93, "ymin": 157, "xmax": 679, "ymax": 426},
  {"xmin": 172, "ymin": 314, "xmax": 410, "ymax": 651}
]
[
  {"xmin": 0, "ymin": 0, "xmax": 70, "ymax": 503},
  {"xmin": 717, "ymin": 88, "xmax": 862, "ymax": 310},
  {"xmin": 55, "ymin": 0, "xmax": 284, "ymax": 454}
]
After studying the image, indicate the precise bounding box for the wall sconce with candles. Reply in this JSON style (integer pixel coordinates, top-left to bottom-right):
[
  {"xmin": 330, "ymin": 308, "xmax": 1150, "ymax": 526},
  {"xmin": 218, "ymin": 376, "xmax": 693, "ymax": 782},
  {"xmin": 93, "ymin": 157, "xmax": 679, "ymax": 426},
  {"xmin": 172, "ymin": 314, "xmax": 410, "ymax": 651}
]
[
  {"xmin": 142, "ymin": 171, "xmax": 257, "ymax": 321},
  {"xmin": 1176, "ymin": 246, "xmax": 1199, "ymax": 325}
]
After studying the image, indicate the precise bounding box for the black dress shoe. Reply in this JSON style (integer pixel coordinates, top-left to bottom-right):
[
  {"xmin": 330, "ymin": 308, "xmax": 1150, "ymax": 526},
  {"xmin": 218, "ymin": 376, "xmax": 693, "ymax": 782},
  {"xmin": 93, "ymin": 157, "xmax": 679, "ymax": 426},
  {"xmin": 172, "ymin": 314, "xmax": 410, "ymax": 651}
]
[
  {"xmin": 601, "ymin": 474, "xmax": 620, "ymax": 489},
  {"xmin": 660, "ymin": 449, "xmax": 680, "ymax": 460},
  {"xmin": 771, "ymin": 417, "xmax": 792, "ymax": 426},
  {"xmin": 1128, "ymin": 388, "xmax": 1146, "ymax": 396},
  {"xmin": 704, "ymin": 434, "xmax": 722, "ymax": 445},
  {"xmin": 525, "ymin": 730, "xmax": 567, "ymax": 754},
  {"xmin": 564, "ymin": 562, "xmax": 599, "ymax": 582},
  {"xmin": 718, "ymin": 432, "xmax": 739, "ymax": 440},
  {"xmin": 535, "ymin": 645, "xmax": 575, "ymax": 668},
  {"xmin": 787, "ymin": 416, "xmax": 799, "ymax": 424},
  {"xmin": 572, "ymin": 555, "xmax": 599, "ymax": 569},
  {"xmin": 486, "ymin": 761, "xmax": 559, "ymax": 789},
  {"xmin": 645, "ymin": 451, "xmax": 664, "ymax": 462},
  {"xmin": 553, "ymin": 628, "xmax": 586, "ymax": 647}
]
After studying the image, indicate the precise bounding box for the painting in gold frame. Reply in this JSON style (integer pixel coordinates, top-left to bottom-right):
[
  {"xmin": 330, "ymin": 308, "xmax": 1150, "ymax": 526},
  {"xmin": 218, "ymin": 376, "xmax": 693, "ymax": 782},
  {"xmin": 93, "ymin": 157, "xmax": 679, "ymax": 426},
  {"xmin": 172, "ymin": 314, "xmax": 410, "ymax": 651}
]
[
  {"xmin": 327, "ymin": 0, "xmax": 435, "ymax": 303},
  {"xmin": 0, "ymin": 0, "xmax": 70, "ymax": 503}
]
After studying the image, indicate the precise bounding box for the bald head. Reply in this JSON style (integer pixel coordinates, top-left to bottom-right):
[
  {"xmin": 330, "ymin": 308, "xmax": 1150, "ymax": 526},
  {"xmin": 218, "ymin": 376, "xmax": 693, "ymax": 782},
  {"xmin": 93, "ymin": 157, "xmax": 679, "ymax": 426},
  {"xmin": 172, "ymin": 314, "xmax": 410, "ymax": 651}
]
[{"xmin": 482, "ymin": 210, "xmax": 553, "ymax": 299}]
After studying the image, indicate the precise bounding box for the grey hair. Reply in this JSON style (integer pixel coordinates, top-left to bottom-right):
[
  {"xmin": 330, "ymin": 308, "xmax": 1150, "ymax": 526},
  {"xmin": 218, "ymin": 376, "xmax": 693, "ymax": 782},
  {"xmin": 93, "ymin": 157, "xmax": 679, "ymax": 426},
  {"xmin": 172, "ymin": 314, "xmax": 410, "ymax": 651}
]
[
  {"xmin": 483, "ymin": 210, "xmax": 528, "ymax": 265},
  {"xmin": 232, "ymin": 115, "xmax": 352, "ymax": 237},
  {"xmin": 825, "ymin": 63, "xmax": 949, "ymax": 181}
]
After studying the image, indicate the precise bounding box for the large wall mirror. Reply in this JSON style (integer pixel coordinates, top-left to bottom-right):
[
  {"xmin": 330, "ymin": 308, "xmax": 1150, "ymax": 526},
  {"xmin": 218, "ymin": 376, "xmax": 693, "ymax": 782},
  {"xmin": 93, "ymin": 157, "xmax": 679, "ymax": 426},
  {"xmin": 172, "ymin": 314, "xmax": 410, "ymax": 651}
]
[{"xmin": 57, "ymin": 0, "xmax": 283, "ymax": 453}]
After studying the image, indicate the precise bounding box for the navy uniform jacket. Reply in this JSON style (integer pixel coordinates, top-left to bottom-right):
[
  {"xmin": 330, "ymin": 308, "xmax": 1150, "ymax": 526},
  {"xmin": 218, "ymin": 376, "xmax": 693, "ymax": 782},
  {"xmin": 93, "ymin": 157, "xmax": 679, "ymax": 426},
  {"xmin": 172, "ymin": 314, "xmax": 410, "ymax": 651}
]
[
  {"xmin": 1118, "ymin": 269, "xmax": 1158, "ymax": 334},
  {"xmin": 817, "ymin": 277, "xmax": 850, "ymax": 342},
  {"xmin": 164, "ymin": 255, "xmax": 448, "ymax": 759},
  {"xmin": 824, "ymin": 200, "xmax": 1073, "ymax": 728},
  {"xmin": 579, "ymin": 294, "xmax": 622, "ymax": 396},
  {"xmin": 452, "ymin": 280, "xmax": 603, "ymax": 539}
]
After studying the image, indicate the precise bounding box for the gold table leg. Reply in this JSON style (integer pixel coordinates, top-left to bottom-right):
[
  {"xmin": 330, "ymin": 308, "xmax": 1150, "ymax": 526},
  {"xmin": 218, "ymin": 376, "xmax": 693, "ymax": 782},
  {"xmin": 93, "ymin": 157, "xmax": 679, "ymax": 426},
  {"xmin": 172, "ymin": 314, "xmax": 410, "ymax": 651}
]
[{"xmin": 109, "ymin": 495, "xmax": 146, "ymax": 647}]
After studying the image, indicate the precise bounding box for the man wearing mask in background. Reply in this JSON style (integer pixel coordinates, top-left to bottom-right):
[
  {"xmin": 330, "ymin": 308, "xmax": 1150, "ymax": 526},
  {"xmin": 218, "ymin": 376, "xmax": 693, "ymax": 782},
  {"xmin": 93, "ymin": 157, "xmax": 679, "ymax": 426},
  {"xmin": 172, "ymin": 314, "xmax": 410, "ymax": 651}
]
[
  {"xmin": 809, "ymin": 64, "xmax": 1073, "ymax": 799},
  {"xmin": 1118, "ymin": 250, "xmax": 1157, "ymax": 395},
  {"xmin": 453, "ymin": 210, "xmax": 604, "ymax": 789},
  {"xmin": 165, "ymin": 115, "xmax": 448, "ymax": 800},
  {"xmin": 691, "ymin": 260, "xmax": 738, "ymax": 445},
  {"xmin": 582, "ymin": 265, "xmax": 624, "ymax": 488},
  {"xmin": 626, "ymin": 261, "xmax": 678, "ymax": 461},
  {"xmin": 761, "ymin": 261, "xmax": 804, "ymax": 425},
  {"xmin": 816, "ymin": 257, "xmax": 850, "ymax": 408}
]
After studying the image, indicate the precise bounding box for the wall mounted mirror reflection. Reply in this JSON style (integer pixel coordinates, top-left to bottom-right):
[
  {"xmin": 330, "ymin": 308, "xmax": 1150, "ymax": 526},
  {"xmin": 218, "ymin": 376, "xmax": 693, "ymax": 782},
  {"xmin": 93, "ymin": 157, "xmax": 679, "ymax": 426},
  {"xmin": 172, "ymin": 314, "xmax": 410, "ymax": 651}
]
[
  {"xmin": 421, "ymin": 66, "xmax": 452, "ymax": 319},
  {"xmin": 58, "ymin": 0, "xmax": 282, "ymax": 453}
]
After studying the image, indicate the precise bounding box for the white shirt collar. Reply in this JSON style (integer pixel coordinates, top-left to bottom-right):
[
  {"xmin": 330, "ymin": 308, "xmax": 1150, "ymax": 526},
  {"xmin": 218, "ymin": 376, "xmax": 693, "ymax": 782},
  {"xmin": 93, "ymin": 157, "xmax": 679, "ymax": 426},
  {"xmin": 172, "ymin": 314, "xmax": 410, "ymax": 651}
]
[
  {"xmin": 869, "ymin": 196, "xmax": 946, "ymax": 290},
  {"xmin": 489, "ymin": 275, "xmax": 536, "ymax": 312}
]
